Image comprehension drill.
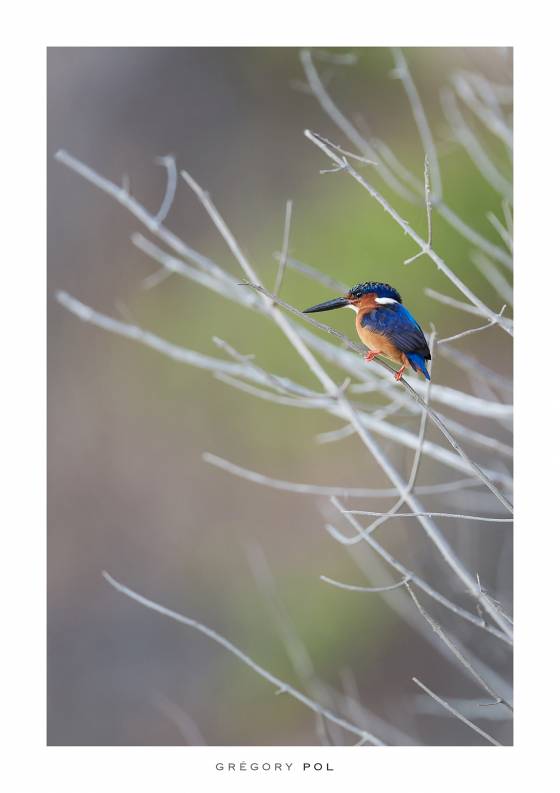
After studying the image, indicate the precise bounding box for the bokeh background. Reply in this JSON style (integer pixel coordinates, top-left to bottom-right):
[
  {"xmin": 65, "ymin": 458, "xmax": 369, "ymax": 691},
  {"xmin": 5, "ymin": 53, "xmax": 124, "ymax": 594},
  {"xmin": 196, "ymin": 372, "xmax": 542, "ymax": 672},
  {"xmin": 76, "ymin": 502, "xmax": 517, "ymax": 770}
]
[{"xmin": 48, "ymin": 47, "xmax": 513, "ymax": 746}]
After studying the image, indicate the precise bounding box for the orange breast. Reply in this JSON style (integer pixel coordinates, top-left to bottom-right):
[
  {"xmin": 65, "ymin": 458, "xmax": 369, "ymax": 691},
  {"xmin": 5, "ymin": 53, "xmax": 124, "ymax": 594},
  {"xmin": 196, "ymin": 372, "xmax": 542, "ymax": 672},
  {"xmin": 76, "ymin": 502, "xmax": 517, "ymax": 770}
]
[{"xmin": 356, "ymin": 311, "xmax": 405, "ymax": 365}]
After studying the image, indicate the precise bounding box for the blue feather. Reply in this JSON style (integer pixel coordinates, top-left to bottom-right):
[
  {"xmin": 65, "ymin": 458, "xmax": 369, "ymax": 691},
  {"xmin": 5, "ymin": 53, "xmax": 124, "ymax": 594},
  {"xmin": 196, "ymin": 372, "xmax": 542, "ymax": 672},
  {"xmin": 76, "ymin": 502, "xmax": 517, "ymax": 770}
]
[
  {"xmin": 407, "ymin": 353, "xmax": 431, "ymax": 380},
  {"xmin": 361, "ymin": 304, "xmax": 431, "ymax": 358}
]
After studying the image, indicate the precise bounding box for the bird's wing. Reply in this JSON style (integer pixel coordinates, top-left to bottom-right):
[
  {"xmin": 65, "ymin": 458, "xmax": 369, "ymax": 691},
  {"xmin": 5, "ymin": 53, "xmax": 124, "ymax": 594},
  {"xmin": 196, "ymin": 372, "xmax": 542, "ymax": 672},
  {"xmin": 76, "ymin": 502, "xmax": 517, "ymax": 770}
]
[{"xmin": 361, "ymin": 304, "xmax": 431, "ymax": 359}]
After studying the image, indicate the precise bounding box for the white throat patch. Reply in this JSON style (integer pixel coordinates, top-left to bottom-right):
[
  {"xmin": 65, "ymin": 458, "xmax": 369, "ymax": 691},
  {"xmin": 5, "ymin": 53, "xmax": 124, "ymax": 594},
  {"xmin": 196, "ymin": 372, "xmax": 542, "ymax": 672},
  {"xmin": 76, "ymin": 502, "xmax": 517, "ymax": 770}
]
[{"xmin": 345, "ymin": 303, "xmax": 359, "ymax": 313}]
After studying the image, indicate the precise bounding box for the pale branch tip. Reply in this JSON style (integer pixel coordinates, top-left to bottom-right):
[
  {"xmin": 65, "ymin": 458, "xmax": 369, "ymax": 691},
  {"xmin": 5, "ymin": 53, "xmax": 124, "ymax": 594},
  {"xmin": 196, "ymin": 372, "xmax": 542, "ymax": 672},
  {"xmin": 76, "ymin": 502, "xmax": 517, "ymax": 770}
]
[
  {"xmin": 412, "ymin": 678, "xmax": 502, "ymax": 746},
  {"xmin": 406, "ymin": 583, "xmax": 513, "ymax": 711}
]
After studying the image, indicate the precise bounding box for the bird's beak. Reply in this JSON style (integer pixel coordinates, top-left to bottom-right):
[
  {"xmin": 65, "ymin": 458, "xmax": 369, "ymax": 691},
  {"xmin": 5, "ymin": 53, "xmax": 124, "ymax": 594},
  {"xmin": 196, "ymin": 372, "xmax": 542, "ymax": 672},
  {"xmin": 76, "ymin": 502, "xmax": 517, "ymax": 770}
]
[{"xmin": 303, "ymin": 296, "xmax": 349, "ymax": 313}]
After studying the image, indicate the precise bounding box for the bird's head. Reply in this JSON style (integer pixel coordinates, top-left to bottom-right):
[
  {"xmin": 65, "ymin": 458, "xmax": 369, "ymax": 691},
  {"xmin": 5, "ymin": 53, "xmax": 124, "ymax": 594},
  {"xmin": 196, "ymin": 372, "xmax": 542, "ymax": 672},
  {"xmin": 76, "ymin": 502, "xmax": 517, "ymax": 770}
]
[{"xmin": 303, "ymin": 281, "xmax": 402, "ymax": 315}]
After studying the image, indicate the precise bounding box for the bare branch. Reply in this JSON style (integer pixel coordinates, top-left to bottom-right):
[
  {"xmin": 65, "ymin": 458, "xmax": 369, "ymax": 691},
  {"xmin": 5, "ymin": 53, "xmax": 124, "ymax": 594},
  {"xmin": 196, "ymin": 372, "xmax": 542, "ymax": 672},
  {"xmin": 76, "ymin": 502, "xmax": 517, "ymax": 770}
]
[
  {"xmin": 299, "ymin": 50, "xmax": 512, "ymax": 268},
  {"xmin": 304, "ymin": 130, "xmax": 513, "ymax": 338},
  {"xmin": 326, "ymin": 504, "xmax": 511, "ymax": 645},
  {"xmin": 452, "ymin": 73, "xmax": 513, "ymax": 150},
  {"xmin": 299, "ymin": 49, "xmax": 418, "ymax": 203},
  {"xmin": 441, "ymin": 88, "xmax": 513, "ymax": 199},
  {"xmin": 246, "ymin": 544, "xmax": 344, "ymax": 745},
  {"xmin": 391, "ymin": 48, "xmax": 442, "ymax": 200},
  {"xmin": 214, "ymin": 373, "xmax": 330, "ymax": 409},
  {"xmin": 487, "ymin": 211, "xmax": 513, "ymax": 252},
  {"xmin": 438, "ymin": 306, "xmax": 507, "ymax": 345},
  {"xmin": 151, "ymin": 693, "xmax": 206, "ymax": 745},
  {"xmin": 103, "ymin": 571, "xmax": 385, "ymax": 745},
  {"xmin": 345, "ymin": 509, "xmax": 512, "ymax": 523},
  {"xmin": 471, "ymin": 251, "xmax": 513, "ymax": 305},
  {"xmin": 441, "ymin": 87, "xmax": 512, "ymax": 201},
  {"xmin": 412, "ymin": 678, "xmax": 502, "ymax": 746},
  {"xmin": 203, "ymin": 452, "xmax": 483, "ymax": 499},
  {"xmin": 425, "ymin": 288, "xmax": 513, "ymax": 329},
  {"xmin": 320, "ymin": 574, "xmax": 410, "ymax": 594},
  {"xmin": 316, "ymin": 400, "xmax": 405, "ymax": 445},
  {"xmin": 406, "ymin": 584, "xmax": 512, "ymax": 710},
  {"xmin": 414, "ymin": 695, "xmax": 512, "ymax": 721},
  {"xmin": 273, "ymin": 199, "xmax": 293, "ymax": 297},
  {"xmin": 438, "ymin": 346, "xmax": 512, "ymax": 395},
  {"xmin": 345, "ymin": 545, "xmax": 513, "ymax": 694},
  {"xmin": 273, "ymin": 252, "xmax": 349, "ymax": 292},
  {"xmin": 404, "ymin": 155, "xmax": 432, "ymax": 265},
  {"xmin": 153, "ymin": 154, "xmax": 178, "ymax": 227}
]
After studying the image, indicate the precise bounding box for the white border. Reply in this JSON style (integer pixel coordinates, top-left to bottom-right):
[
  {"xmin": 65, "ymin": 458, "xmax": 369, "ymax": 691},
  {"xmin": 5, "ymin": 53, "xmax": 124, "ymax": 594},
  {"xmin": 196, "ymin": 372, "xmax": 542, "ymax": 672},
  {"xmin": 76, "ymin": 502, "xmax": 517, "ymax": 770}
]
[{"xmin": 3, "ymin": 0, "xmax": 559, "ymax": 789}]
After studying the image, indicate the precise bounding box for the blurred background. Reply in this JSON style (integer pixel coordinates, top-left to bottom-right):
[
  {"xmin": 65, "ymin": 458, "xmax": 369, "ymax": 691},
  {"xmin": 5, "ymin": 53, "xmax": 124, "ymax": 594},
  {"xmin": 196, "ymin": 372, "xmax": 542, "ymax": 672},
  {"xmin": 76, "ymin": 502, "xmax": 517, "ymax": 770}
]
[{"xmin": 48, "ymin": 47, "xmax": 513, "ymax": 746}]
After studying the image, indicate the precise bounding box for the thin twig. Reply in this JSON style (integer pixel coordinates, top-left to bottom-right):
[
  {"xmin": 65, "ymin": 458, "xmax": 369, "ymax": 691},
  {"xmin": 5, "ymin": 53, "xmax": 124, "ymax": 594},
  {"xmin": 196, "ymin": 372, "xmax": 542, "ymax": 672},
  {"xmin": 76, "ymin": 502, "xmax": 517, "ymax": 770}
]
[
  {"xmin": 298, "ymin": 49, "xmax": 418, "ymax": 203},
  {"xmin": 425, "ymin": 288, "xmax": 513, "ymax": 328},
  {"xmin": 441, "ymin": 87, "xmax": 512, "ymax": 201},
  {"xmin": 345, "ymin": 510, "xmax": 512, "ymax": 523},
  {"xmin": 412, "ymin": 678, "xmax": 502, "ymax": 746},
  {"xmin": 273, "ymin": 199, "xmax": 293, "ymax": 298},
  {"xmin": 153, "ymin": 154, "xmax": 178, "ymax": 227},
  {"xmin": 151, "ymin": 693, "xmax": 206, "ymax": 745},
  {"xmin": 320, "ymin": 574, "xmax": 411, "ymax": 594},
  {"xmin": 300, "ymin": 49, "xmax": 511, "ymax": 268},
  {"xmin": 471, "ymin": 251, "xmax": 513, "ymax": 306},
  {"xmin": 391, "ymin": 48, "xmax": 442, "ymax": 201},
  {"xmin": 203, "ymin": 453, "xmax": 483, "ymax": 498},
  {"xmin": 246, "ymin": 544, "xmax": 344, "ymax": 746},
  {"xmin": 414, "ymin": 695, "xmax": 512, "ymax": 721},
  {"xmin": 103, "ymin": 571, "xmax": 385, "ymax": 745},
  {"xmin": 406, "ymin": 584, "xmax": 512, "ymax": 710},
  {"xmin": 345, "ymin": 545, "xmax": 513, "ymax": 697},
  {"xmin": 438, "ymin": 306, "xmax": 507, "ymax": 345},
  {"xmin": 316, "ymin": 401, "xmax": 404, "ymax": 445},
  {"xmin": 438, "ymin": 345, "xmax": 512, "ymax": 392},
  {"xmin": 326, "ymin": 505, "xmax": 511, "ymax": 646},
  {"xmin": 452, "ymin": 73, "xmax": 513, "ymax": 149},
  {"xmin": 304, "ymin": 130, "xmax": 513, "ymax": 339},
  {"xmin": 214, "ymin": 373, "xmax": 332, "ymax": 409},
  {"xmin": 55, "ymin": 150, "xmax": 242, "ymax": 286},
  {"xmin": 273, "ymin": 252, "xmax": 349, "ymax": 292},
  {"xmin": 299, "ymin": 326, "xmax": 513, "ymax": 420},
  {"xmin": 487, "ymin": 211, "xmax": 513, "ymax": 253},
  {"xmin": 404, "ymin": 155, "xmax": 432, "ymax": 265}
]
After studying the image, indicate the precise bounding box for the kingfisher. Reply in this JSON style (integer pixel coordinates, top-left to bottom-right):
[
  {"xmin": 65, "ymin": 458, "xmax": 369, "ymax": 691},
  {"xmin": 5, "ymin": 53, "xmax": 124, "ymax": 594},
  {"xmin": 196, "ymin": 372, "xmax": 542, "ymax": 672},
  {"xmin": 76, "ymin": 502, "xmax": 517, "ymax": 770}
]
[{"xmin": 303, "ymin": 281, "xmax": 431, "ymax": 381}]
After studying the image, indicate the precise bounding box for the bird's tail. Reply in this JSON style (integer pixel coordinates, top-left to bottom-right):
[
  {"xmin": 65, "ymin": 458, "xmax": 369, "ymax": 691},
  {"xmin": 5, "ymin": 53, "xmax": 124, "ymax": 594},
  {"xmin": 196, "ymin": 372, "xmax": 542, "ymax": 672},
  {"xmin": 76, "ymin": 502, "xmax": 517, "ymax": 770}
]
[{"xmin": 407, "ymin": 354, "xmax": 431, "ymax": 380}]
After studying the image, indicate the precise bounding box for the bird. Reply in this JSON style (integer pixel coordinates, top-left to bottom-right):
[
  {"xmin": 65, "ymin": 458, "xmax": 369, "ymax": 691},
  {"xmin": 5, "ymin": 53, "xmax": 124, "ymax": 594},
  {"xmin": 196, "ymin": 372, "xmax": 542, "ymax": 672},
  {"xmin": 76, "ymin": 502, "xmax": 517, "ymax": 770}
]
[{"xmin": 303, "ymin": 281, "xmax": 431, "ymax": 381}]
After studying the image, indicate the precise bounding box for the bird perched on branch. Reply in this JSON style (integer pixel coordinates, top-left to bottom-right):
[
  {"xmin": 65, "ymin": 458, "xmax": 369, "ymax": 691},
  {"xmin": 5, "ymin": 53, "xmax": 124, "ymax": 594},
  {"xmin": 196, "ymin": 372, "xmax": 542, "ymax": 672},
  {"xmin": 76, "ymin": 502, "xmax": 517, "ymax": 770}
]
[{"xmin": 303, "ymin": 281, "xmax": 431, "ymax": 381}]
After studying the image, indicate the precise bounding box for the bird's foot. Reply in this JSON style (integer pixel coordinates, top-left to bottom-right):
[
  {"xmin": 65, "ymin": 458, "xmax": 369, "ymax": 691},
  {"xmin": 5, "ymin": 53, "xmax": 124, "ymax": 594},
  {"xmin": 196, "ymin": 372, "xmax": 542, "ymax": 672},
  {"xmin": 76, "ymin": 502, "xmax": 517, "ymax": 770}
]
[
  {"xmin": 394, "ymin": 365, "xmax": 406, "ymax": 381},
  {"xmin": 364, "ymin": 350, "xmax": 381, "ymax": 362}
]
